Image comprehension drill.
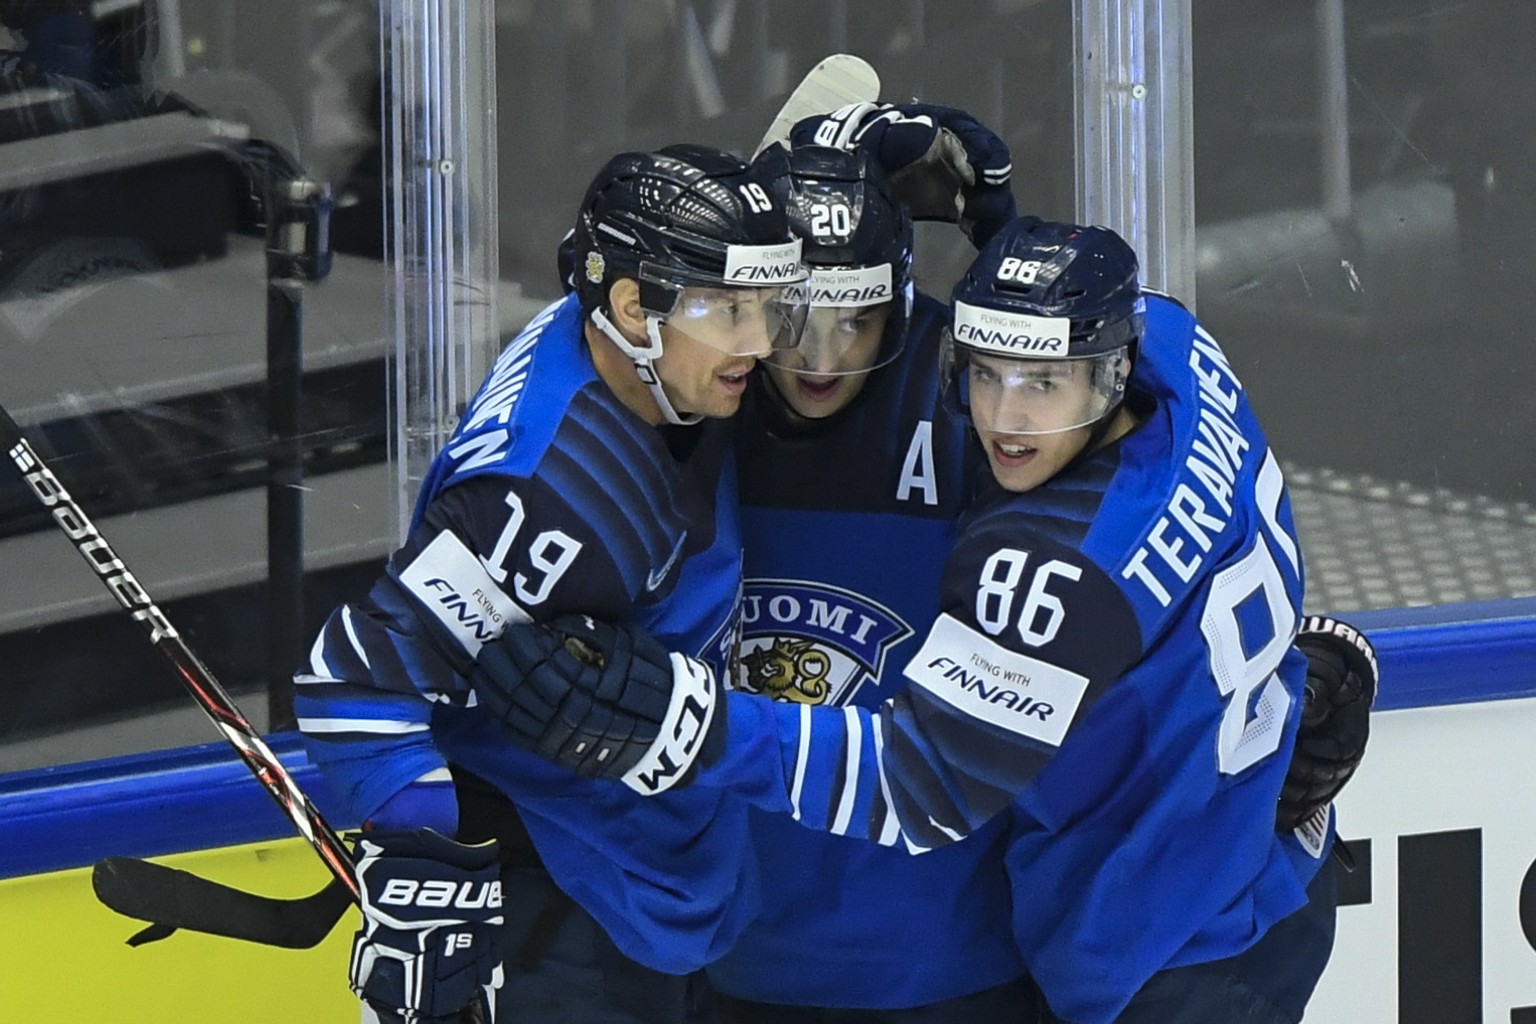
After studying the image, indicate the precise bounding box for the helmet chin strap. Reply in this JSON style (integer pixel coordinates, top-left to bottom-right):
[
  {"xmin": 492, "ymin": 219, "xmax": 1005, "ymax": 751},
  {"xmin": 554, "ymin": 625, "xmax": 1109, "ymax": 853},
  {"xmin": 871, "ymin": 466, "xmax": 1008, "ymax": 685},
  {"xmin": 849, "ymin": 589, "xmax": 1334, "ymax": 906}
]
[{"xmin": 589, "ymin": 308, "xmax": 702, "ymax": 426}]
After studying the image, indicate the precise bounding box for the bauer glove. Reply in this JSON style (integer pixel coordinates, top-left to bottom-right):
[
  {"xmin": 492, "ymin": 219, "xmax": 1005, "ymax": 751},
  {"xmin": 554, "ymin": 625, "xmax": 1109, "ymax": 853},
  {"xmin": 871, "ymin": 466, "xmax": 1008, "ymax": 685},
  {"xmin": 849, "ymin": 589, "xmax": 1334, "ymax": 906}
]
[
  {"xmin": 351, "ymin": 828, "xmax": 504, "ymax": 1024},
  {"xmin": 469, "ymin": 613, "xmax": 724, "ymax": 796}
]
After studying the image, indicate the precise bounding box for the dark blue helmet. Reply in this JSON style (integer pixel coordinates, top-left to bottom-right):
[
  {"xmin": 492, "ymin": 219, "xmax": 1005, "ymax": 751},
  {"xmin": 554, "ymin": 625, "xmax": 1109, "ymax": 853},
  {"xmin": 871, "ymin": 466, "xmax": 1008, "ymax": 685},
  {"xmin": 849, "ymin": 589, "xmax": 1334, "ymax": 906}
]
[
  {"xmin": 751, "ymin": 142, "xmax": 915, "ymax": 376},
  {"xmin": 569, "ymin": 143, "xmax": 803, "ymax": 315},
  {"xmin": 944, "ymin": 218, "xmax": 1143, "ymax": 436},
  {"xmin": 753, "ymin": 143, "xmax": 913, "ymax": 286},
  {"xmin": 950, "ymin": 216, "xmax": 1143, "ymax": 360}
]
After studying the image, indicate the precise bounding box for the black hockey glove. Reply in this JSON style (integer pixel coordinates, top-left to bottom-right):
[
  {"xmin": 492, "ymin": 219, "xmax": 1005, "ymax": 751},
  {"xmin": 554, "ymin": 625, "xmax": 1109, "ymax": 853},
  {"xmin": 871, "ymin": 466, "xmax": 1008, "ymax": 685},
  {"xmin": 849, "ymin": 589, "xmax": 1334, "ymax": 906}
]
[
  {"xmin": 1278, "ymin": 616, "xmax": 1379, "ymax": 831},
  {"xmin": 469, "ymin": 613, "xmax": 725, "ymax": 796},
  {"xmin": 351, "ymin": 829, "xmax": 504, "ymax": 1024},
  {"xmin": 791, "ymin": 100, "xmax": 1017, "ymax": 246}
]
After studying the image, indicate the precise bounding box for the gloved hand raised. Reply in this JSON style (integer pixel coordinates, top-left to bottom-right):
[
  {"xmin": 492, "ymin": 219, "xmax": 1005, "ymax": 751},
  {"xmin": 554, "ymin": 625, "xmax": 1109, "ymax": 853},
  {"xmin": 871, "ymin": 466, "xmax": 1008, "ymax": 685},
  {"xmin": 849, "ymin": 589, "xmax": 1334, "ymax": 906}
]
[
  {"xmin": 469, "ymin": 613, "xmax": 724, "ymax": 796},
  {"xmin": 1278, "ymin": 616, "xmax": 1379, "ymax": 831},
  {"xmin": 351, "ymin": 828, "xmax": 504, "ymax": 1024},
  {"xmin": 791, "ymin": 100, "xmax": 1016, "ymax": 246}
]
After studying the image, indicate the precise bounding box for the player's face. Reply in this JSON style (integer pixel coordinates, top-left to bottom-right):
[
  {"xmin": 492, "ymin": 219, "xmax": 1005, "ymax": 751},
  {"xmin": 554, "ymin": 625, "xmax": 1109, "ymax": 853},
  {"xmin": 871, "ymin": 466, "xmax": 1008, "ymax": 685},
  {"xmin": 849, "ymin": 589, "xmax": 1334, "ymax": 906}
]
[
  {"xmin": 654, "ymin": 283, "xmax": 808, "ymax": 419},
  {"xmin": 654, "ymin": 320, "xmax": 760, "ymax": 419},
  {"xmin": 763, "ymin": 302, "xmax": 891, "ymax": 419},
  {"xmin": 969, "ymin": 352, "xmax": 1100, "ymax": 492}
]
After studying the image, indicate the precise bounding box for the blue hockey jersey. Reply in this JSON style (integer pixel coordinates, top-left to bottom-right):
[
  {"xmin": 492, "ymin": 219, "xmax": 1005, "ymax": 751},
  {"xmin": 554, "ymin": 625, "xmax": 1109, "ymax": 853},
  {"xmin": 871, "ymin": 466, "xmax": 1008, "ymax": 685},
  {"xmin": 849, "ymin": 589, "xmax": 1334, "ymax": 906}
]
[
  {"xmin": 703, "ymin": 295, "xmax": 1328, "ymax": 1022},
  {"xmin": 295, "ymin": 293, "xmax": 755, "ymax": 973},
  {"xmin": 707, "ymin": 293, "xmax": 1024, "ymax": 1009}
]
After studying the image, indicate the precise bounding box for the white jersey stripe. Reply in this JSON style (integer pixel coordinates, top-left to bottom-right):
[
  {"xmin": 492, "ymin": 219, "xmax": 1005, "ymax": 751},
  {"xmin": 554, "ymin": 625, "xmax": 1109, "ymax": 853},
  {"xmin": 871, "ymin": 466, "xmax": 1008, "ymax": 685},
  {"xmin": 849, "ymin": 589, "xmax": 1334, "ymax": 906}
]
[
  {"xmin": 870, "ymin": 719, "xmax": 903, "ymax": 847},
  {"xmin": 829, "ymin": 706, "xmax": 863, "ymax": 836},
  {"xmin": 341, "ymin": 605, "xmax": 372, "ymax": 670},
  {"xmin": 789, "ymin": 702, "xmax": 812, "ymax": 822},
  {"xmin": 307, "ymin": 624, "xmax": 336, "ymax": 680},
  {"xmin": 296, "ymin": 717, "xmax": 429, "ymax": 735}
]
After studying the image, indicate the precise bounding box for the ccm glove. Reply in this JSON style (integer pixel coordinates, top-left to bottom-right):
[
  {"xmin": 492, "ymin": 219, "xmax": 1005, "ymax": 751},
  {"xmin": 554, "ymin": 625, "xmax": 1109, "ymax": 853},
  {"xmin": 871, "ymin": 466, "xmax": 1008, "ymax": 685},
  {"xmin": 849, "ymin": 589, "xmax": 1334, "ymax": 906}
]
[
  {"xmin": 791, "ymin": 100, "xmax": 1017, "ymax": 245},
  {"xmin": 1278, "ymin": 616, "xmax": 1379, "ymax": 831},
  {"xmin": 351, "ymin": 829, "xmax": 503, "ymax": 1024},
  {"xmin": 470, "ymin": 613, "xmax": 724, "ymax": 795}
]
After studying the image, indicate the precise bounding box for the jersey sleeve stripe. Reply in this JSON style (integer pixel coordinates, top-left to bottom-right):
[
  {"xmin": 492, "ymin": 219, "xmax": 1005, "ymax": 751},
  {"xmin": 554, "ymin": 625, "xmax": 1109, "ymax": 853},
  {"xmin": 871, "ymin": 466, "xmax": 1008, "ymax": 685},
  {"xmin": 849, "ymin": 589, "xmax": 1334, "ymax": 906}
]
[
  {"xmin": 296, "ymin": 717, "xmax": 429, "ymax": 735},
  {"xmin": 870, "ymin": 718, "xmax": 902, "ymax": 847},
  {"xmin": 340, "ymin": 605, "xmax": 372, "ymax": 670},
  {"xmin": 310, "ymin": 606, "xmax": 376, "ymax": 682},
  {"xmin": 305, "ymin": 624, "xmax": 337, "ymax": 680},
  {"xmin": 828, "ymin": 706, "xmax": 864, "ymax": 836},
  {"xmin": 789, "ymin": 702, "xmax": 812, "ymax": 822}
]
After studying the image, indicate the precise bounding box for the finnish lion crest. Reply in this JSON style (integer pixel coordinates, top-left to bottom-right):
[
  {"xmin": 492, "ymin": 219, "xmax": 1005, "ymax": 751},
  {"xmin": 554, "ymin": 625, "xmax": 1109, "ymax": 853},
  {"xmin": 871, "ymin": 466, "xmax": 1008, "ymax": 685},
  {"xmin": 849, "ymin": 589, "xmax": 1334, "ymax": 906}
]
[
  {"xmin": 741, "ymin": 637, "xmax": 832, "ymax": 704},
  {"xmin": 734, "ymin": 580, "xmax": 912, "ymax": 707}
]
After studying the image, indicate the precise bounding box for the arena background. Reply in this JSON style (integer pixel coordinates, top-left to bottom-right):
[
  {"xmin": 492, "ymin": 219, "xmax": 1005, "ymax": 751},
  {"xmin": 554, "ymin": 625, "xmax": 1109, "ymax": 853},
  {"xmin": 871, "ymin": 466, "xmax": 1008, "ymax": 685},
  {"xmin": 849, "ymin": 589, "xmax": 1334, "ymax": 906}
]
[{"xmin": 1, "ymin": 2, "xmax": 1533, "ymax": 1021}]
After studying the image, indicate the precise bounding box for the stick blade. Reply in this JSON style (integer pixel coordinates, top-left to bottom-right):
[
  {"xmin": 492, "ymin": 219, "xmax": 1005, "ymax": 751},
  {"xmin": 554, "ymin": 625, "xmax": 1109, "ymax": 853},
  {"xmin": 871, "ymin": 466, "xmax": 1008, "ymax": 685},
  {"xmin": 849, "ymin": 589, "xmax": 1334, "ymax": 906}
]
[
  {"xmin": 753, "ymin": 53, "xmax": 881, "ymax": 157},
  {"xmin": 92, "ymin": 856, "xmax": 352, "ymax": 950}
]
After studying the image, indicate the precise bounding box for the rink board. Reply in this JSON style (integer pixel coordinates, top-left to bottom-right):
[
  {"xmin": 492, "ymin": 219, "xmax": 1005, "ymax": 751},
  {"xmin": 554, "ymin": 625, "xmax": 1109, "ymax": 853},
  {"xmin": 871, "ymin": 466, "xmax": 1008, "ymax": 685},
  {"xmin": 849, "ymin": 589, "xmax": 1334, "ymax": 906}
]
[
  {"xmin": 0, "ymin": 840, "xmax": 358, "ymax": 1022},
  {"xmin": 0, "ymin": 734, "xmax": 362, "ymax": 1022},
  {"xmin": 1, "ymin": 603, "xmax": 1534, "ymax": 1022}
]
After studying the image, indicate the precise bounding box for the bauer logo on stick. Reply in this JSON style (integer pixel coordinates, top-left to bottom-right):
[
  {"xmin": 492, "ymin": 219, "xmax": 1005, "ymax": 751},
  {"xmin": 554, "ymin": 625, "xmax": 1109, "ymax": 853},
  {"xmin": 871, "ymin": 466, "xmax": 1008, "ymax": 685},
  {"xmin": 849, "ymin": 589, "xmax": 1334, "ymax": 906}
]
[{"xmin": 11, "ymin": 439, "xmax": 180, "ymax": 643}]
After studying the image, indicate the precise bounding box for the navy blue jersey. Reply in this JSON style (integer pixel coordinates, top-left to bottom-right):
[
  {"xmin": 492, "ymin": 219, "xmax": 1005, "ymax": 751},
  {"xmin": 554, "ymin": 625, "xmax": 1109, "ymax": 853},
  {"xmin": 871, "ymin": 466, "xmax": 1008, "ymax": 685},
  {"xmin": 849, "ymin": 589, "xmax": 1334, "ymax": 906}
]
[
  {"xmin": 708, "ymin": 293, "xmax": 1022, "ymax": 1008},
  {"xmin": 295, "ymin": 294, "xmax": 755, "ymax": 973},
  {"xmin": 704, "ymin": 295, "xmax": 1327, "ymax": 1022}
]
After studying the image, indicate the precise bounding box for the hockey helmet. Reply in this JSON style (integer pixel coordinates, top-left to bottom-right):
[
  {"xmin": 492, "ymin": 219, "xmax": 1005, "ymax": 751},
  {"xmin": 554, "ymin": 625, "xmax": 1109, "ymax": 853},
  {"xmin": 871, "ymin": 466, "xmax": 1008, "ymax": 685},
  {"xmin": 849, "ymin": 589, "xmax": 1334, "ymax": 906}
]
[
  {"xmin": 752, "ymin": 142, "xmax": 914, "ymax": 379},
  {"xmin": 570, "ymin": 144, "xmax": 809, "ymax": 424},
  {"xmin": 944, "ymin": 217, "xmax": 1143, "ymax": 435}
]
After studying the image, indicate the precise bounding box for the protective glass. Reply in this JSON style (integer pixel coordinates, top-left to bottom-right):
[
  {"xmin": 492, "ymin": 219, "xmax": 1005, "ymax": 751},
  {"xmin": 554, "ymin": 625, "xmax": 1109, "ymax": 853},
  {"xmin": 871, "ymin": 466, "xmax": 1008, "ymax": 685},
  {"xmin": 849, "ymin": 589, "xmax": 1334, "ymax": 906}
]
[
  {"xmin": 961, "ymin": 345, "xmax": 1129, "ymax": 436},
  {"xmin": 640, "ymin": 261, "xmax": 810, "ymax": 357},
  {"xmin": 766, "ymin": 264, "xmax": 901, "ymax": 377}
]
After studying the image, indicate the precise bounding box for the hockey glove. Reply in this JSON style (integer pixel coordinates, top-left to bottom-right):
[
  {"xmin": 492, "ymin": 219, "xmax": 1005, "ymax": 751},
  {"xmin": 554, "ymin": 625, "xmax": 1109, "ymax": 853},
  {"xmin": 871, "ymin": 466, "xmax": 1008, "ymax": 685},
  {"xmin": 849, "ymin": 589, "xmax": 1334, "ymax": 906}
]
[
  {"xmin": 1278, "ymin": 616, "xmax": 1379, "ymax": 831},
  {"xmin": 469, "ymin": 613, "xmax": 724, "ymax": 796},
  {"xmin": 351, "ymin": 829, "xmax": 504, "ymax": 1024},
  {"xmin": 791, "ymin": 100, "xmax": 1017, "ymax": 246}
]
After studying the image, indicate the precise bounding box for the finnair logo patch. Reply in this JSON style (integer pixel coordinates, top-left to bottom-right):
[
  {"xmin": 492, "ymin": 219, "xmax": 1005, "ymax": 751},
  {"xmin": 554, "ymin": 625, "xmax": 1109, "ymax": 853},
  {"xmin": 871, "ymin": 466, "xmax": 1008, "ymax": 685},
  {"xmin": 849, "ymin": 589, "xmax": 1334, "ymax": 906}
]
[
  {"xmin": 904, "ymin": 614, "xmax": 1087, "ymax": 746},
  {"xmin": 400, "ymin": 530, "xmax": 529, "ymax": 654},
  {"xmin": 952, "ymin": 300, "xmax": 1069, "ymax": 356},
  {"xmin": 724, "ymin": 239, "xmax": 804, "ymax": 285},
  {"xmin": 807, "ymin": 264, "xmax": 893, "ymax": 308}
]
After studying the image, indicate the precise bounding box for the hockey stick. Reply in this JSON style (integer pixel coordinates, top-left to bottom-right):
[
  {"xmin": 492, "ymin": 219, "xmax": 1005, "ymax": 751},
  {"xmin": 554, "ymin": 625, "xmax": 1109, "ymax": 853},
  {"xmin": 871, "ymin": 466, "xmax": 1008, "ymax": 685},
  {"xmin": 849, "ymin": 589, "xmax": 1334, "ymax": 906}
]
[
  {"xmin": 93, "ymin": 856, "xmax": 352, "ymax": 949},
  {"xmin": 0, "ymin": 403, "xmax": 361, "ymax": 943},
  {"xmin": 752, "ymin": 53, "xmax": 881, "ymax": 157}
]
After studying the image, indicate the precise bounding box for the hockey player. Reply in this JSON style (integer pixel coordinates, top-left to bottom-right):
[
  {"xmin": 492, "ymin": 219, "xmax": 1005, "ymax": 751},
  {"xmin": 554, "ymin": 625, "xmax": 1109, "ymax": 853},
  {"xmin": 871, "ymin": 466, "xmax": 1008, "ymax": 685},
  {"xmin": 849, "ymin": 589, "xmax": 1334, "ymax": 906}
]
[
  {"xmin": 293, "ymin": 144, "xmax": 807, "ymax": 1024},
  {"xmin": 705, "ymin": 138, "xmax": 1033, "ymax": 1020},
  {"xmin": 467, "ymin": 215, "xmax": 1377, "ymax": 1024}
]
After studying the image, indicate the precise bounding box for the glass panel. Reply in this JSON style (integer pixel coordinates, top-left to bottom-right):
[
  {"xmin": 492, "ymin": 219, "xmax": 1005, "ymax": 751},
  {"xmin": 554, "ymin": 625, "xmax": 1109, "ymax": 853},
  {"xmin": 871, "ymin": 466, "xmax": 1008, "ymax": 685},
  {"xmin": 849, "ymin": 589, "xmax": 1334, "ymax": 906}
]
[
  {"xmin": 493, "ymin": 1, "xmax": 1082, "ymax": 326},
  {"xmin": 0, "ymin": 0, "xmax": 392, "ymax": 771},
  {"xmin": 1191, "ymin": 0, "xmax": 1536, "ymax": 614}
]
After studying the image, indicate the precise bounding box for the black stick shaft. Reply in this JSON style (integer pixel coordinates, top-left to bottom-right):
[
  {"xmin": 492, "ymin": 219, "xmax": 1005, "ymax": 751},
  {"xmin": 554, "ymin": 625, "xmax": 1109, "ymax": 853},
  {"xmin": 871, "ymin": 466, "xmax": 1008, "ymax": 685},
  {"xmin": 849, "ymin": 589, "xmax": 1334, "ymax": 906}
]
[{"xmin": 0, "ymin": 404, "xmax": 359, "ymax": 903}]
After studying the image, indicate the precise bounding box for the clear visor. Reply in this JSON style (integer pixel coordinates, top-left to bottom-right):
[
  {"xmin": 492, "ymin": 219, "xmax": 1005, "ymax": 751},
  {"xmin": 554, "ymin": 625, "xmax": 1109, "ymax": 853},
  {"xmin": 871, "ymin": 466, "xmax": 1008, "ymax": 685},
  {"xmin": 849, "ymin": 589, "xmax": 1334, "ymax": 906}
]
[
  {"xmin": 765, "ymin": 264, "xmax": 900, "ymax": 377},
  {"xmin": 640, "ymin": 261, "xmax": 809, "ymax": 357},
  {"xmin": 766, "ymin": 302, "xmax": 900, "ymax": 377},
  {"xmin": 964, "ymin": 345, "xmax": 1129, "ymax": 436}
]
